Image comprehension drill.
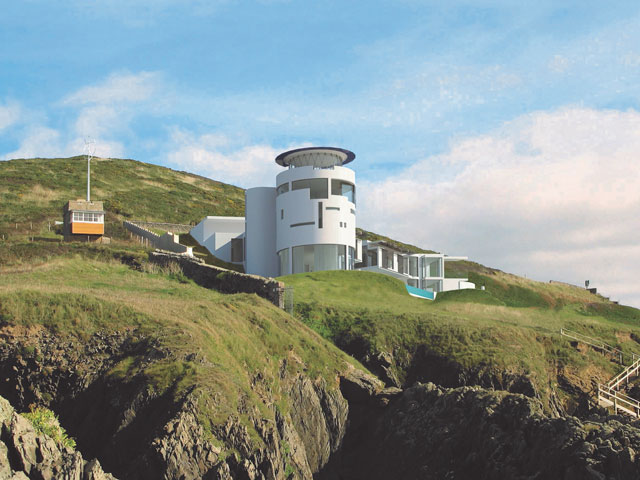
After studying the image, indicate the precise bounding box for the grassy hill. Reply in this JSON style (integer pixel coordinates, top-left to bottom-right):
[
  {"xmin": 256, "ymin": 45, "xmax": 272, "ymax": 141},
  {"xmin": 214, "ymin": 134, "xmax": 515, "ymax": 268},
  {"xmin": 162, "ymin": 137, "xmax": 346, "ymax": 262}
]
[
  {"xmin": 355, "ymin": 228, "xmax": 437, "ymax": 254},
  {"xmin": 279, "ymin": 269, "xmax": 640, "ymax": 412},
  {"xmin": 0, "ymin": 241, "xmax": 357, "ymax": 466},
  {"xmin": 3, "ymin": 155, "xmax": 640, "ymax": 419},
  {"xmin": 0, "ymin": 156, "xmax": 244, "ymax": 239}
]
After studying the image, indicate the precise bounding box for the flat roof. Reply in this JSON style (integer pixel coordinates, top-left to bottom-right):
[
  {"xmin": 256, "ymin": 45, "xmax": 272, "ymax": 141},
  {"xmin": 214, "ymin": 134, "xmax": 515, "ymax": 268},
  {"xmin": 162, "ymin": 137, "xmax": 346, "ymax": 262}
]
[
  {"xmin": 65, "ymin": 200, "xmax": 104, "ymax": 212},
  {"xmin": 275, "ymin": 147, "xmax": 355, "ymax": 168},
  {"xmin": 364, "ymin": 240, "xmax": 440, "ymax": 256}
]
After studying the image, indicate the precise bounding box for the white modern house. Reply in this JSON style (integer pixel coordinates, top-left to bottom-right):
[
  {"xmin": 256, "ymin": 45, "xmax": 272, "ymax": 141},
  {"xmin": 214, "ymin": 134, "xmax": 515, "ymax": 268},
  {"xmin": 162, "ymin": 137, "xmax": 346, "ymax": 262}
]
[
  {"xmin": 190, "ymin": 146, "xmax": 474, "ymax": 299},
  {"xmin": 189, "ymin": 216, "xmax": 245, "ymax": 264},
  {"xmin": 358, "ymin": 240, "xmax": 474, "ymax": 300}
]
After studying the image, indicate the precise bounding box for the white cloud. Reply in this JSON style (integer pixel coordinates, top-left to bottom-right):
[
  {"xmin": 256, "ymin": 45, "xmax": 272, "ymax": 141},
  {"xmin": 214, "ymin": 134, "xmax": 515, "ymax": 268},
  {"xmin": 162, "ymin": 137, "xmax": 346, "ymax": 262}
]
[
  {"xmin": 166, "ymin": 129, "xmax": 290, "ymax": 188},
  {"xmin": 0, "ymin": 100, "xmax": 21, "ymax": 131},
  {"xmin": 74, "ymin": 105, "xmax": 123, "ymax": 138},
  {"xmin": 61, "ymin": 71, "xmax": 161, "ymax": 151},
  {"xmin": 3, "ymin": 126, "xmax": 63, "ymax": 159},
  {"xmin": 548, "ymin": 55, "xmax": 571, "ymax": 73},
  {"xmin": 358, "ymin": 107, "xmax": 640, "ymax": 307},
  {"xmin": 65, "ymin": 136, "xmax": 125, "ymax": 159},
  {"xmin": 3, "ymin": 126, "xmax": 124, "ymax": 160},
  {"xmin": 2, "ymin": 71, "xmax": 158, "ymax": 161},
  {"xmin": 62, "ymin": 71, "xmax": 160, "ymax": 106}
]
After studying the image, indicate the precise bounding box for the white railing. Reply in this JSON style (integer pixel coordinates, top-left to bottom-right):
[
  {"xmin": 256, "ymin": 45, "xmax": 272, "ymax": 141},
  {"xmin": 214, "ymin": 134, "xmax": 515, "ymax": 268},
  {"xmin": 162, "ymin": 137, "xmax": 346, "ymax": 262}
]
[
  {"xmin": 598, "ymin": 385, "xmax": 640, "ymax": 418},
  {"xmin": 607, "ymin": 357, "xmax": 640, "ymax": 391},
  {"xmin": 560, "ymin": 328, "xmax": 638, "ymax": 365},
  {"xmin": 562, "ymin": 327, "xmax": 640, "ymax": 418}
]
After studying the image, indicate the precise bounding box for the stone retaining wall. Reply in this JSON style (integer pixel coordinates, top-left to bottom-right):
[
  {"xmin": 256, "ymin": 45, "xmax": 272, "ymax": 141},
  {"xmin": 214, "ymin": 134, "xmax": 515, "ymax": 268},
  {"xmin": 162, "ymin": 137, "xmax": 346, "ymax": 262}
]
[{"xmin": 149, "ymin": 251, "xmax": 284, "ymax": 308}]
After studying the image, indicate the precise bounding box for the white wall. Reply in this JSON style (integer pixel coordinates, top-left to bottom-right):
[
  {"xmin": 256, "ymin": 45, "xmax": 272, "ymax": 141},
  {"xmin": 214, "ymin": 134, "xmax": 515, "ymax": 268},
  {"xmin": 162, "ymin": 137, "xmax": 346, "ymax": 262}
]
[
  {"xmin": 123, "ymin": 221, "xmax": 193, "ymax": 256},
  {"xmin": 190, "ymin": 216, "xmax": 245, "ymax": 263},
  {"xmin": 275, "ymin": 166, "xmax": 356, "ymax": 254},
  {"xmin": 245, "ymin": 187, "xmax": 279, "ymax": 277},
  {"xmin": 190, "ymin": 216, "xmax": 245, "ymax": 244},
  {"xmin": 442, "ymin": 278, "xmax": 475, "ymax": 292}
]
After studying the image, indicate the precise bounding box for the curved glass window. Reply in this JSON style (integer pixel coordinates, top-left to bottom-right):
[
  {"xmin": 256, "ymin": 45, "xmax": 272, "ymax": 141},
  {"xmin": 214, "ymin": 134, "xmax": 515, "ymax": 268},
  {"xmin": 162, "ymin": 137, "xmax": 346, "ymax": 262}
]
[
  {"xmin": 277, "ymin": 183, "xmax": 289, "ymax": 195},
  {"xmin": 278, "ymin": 248, "xmax": 289, "ymax": 276},
  {"xmin": 292, "ymin": 244, "xmax": 349, "ymax": 274},
  {"xmin": 409, "ymin": 257, "xmax": 418, "ymax": 277},
  {"xmin": 331, "ymin": 179, "xmax": 356, "ymax": 204},
  {"xmin": 292, "ymin": 178, "xmax": 328, "ymax": 199}
]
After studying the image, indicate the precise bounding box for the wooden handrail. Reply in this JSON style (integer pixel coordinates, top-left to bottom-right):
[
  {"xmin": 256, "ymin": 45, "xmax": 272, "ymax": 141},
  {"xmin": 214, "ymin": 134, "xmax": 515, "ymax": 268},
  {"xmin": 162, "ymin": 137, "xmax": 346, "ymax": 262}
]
[
  {"xmin": 562, "ymin": 327, "xmax": 640, "ymax": 418},
  {"xmin": 607, "ymin": 357, "xmax": 640, "ymax": 390},
  {"xmin": 598, "ymin": 384, "xmax": 640, "ymax": 418},
  {"xmin": 560, "ymin": 328, "xmax": 638, "ymax": 365}
]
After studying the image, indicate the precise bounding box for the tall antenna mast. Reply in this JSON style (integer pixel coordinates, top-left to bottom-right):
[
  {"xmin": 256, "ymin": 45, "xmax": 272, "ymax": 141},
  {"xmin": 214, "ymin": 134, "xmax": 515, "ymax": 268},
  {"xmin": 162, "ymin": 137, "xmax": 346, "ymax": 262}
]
[{"xmin": 84, "ymin": 138, "xmax": 96, "ymax": 202}]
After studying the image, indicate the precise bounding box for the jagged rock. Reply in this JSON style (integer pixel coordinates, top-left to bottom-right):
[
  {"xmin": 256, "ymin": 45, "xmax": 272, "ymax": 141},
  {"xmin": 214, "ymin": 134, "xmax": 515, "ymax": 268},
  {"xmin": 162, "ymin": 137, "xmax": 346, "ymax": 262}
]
[
  {"xmin": 289, "ymin": 375, "xmax": 348, "ymax": 473},
  {"xmin": 0, "ymin": 395, "xmax": 116, "ymax": 480},
  {"xmin": 7, "ymin": 413, "xmax": 43, "ymax": 475},
  {"xmin": 0, "ymin": 327, "xmax": 356, "ymax": 480},
  {"xmin": 150, "ymin": 397, "xmax": 220, "ymax": 480},
  {"xmin": 6, "ymin": 473, "xmax": 29, "ymax": 480},
  {"xmin": 374, "ymin": 387, "xmax": 403, "ymax": 407},
  {"xmin": 84, "ymin": 459, "xmax": 114, "ymax": 480},
  {"xmin": 324, "ymin": 382, "xmax": 640, "ymax": 480},
  {"xmin": 16, "ymin": 319, "xmax": 640, "ymax": 480},
  {"xmin": 364, "ymin": 351, "xmax": 401, "ymax": 388},
  {"xmin": 339, "ymin": 369, "xmax": 383, "ymax": 403},
  {"xmin": 275, "ymin": 408, "xmax": 314, "ymax": 480},
  {"xmin": 0, "ymin": 442, "xmax": 13, "ymax": 479}
]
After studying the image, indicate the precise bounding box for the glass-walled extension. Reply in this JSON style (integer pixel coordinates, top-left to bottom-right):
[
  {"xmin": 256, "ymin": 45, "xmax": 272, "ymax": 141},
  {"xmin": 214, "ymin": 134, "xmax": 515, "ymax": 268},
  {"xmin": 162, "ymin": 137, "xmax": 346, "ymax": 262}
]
[
  {"xmin": 421, "ymin": 257, "xmax": 442, "ymax": 277},
  {"xmin": 358, "ymin": 242, "xmax": 448, "ymax": 292},
  {"xmin": 366, "ymin": 249, "xmax": 378, "ymax": 267},
  {"xmin": 422, "ymin": 279, "xmax": 441, "ymax": 293},
  {"xmin": 356, "ymin": 240, "xmax": 474, "ymax": 298},
  {"xmin": 279, "ymin": 244, "xmax": 355, "ymax": 274}
]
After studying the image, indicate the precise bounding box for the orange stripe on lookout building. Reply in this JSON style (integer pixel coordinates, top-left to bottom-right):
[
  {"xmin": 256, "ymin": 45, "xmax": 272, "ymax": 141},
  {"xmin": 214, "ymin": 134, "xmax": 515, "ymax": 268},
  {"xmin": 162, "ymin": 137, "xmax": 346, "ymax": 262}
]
[{"xmin": 71, "ymin": 221, "xmax": 104, "ymax": 235}]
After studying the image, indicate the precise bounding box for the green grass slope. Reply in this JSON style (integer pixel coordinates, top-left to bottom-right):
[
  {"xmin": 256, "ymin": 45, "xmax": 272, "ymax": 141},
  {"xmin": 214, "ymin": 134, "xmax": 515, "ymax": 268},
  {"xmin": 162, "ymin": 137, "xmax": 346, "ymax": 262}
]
[
  {"xmin": 0, "ymin": 156, "xmax": 244, "ymax": 239},
  {"xmin": 356, "ymin": 228, "xmax": 437, "ymax": 254},
  {"xmin": 3, "ymin": 155, "xmax": 639, "ymax": 417},
  {"xmin": 0, "ymin": 242, "xmax": 356, "ymax": 447},
  {"xmin": 280, "ymin": 269, "xmax": 640, "ymax": 412}
]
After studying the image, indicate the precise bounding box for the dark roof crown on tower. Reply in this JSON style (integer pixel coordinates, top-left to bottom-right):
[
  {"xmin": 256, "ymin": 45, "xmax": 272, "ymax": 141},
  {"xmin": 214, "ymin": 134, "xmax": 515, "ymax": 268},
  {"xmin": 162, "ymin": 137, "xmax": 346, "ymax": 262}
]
[{"xmin": 275, "ymin": 147, "xmax": 355, "ymax": 168}]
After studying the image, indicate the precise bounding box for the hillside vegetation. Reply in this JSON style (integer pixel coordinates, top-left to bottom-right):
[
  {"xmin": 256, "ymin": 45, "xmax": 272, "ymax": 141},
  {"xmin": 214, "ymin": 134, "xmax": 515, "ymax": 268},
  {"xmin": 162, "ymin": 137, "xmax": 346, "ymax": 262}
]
[
  {"xmin": 0, "ymin": 156, "xmax": 244, "ymax": 239},
  {"xmin": 2, "ymin": 155, "xmax": 640, "ymax": 478},
  {"xmin": 0, "ymin": 240, "xmax": 359, "ymax": 477},
  {"xmin": 355, "ymin": 228, "xmax": 436, "ymax": 254},
  {"xmin": 0, "ymin": 243, "xmax": 352, "ymax": 424},
  {"xmin": 280, "ymin": 269, "xmax": 640, "ymax": 413},
  {"xmin": 3, "ymin": 155, "xmax": 639, "ymax": 415}
]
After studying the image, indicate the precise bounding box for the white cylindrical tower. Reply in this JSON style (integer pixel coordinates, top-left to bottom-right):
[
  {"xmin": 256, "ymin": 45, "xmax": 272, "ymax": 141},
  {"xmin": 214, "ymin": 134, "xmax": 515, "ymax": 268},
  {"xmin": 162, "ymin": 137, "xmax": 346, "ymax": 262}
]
[
  {"xmin": 274, "ymin": 147, "xmax": 357, "ymax": 275},
  {"xmin": 245, "ymin": 187, "xmax": 278, "ymax": 277}
]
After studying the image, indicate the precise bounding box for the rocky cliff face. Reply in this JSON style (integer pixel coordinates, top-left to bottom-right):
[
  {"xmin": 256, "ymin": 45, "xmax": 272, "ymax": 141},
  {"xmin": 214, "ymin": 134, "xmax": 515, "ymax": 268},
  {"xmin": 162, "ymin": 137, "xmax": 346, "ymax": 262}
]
[
  {"xmin": 2, "ymin": 322, "xmax": 640, "ymax": 480},
  {"xmin": 324, "ymin": 381, "xmax": 640, "ymax": 480},
  {"xmin": 354, "ymin": 343, "xmax": 585, "ymax": 418},
  {"xmin": 0, "ymin": 395, "xmax": 115, "ymax": 480},
  {"xmin": 0, "ymin": 326, "xmax": 351, "ymax": 479}
]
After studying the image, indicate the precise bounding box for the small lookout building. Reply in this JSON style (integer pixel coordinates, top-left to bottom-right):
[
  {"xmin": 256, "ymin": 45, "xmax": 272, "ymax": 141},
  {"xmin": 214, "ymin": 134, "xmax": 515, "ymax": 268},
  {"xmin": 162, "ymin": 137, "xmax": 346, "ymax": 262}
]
[{"xmin": 63, "ymin": 200, "xmax": 105, "ymax": 242}]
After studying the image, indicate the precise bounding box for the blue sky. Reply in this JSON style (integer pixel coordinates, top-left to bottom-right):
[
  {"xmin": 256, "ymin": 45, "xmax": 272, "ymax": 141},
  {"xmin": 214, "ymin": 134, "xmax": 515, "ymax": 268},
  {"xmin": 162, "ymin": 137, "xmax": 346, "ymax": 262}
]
[{"xmin": 2, "ymin": 1, "xmax": 640, "ymax": 306}]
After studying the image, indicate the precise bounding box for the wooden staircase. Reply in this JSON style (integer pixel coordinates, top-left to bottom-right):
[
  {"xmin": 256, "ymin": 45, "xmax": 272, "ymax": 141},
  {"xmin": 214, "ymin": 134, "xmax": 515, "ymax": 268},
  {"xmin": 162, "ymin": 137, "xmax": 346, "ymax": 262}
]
[{"xmin": 561, "ymin": 328, "xmax": 640, "ymax": 418}]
